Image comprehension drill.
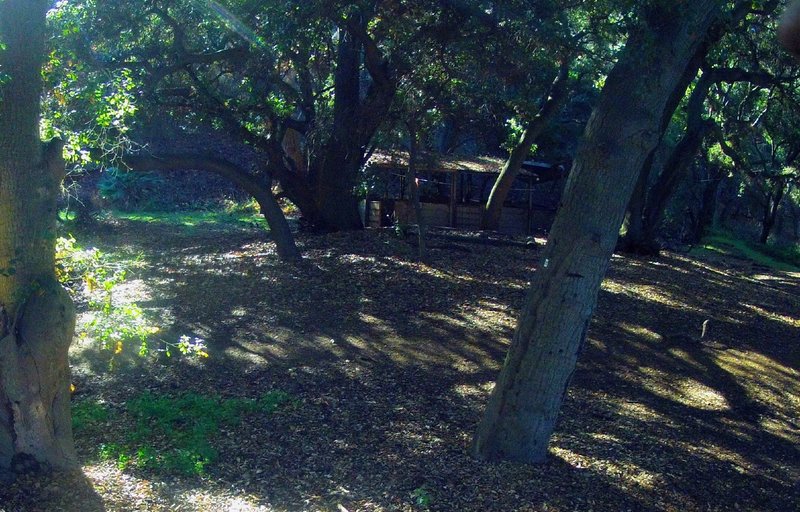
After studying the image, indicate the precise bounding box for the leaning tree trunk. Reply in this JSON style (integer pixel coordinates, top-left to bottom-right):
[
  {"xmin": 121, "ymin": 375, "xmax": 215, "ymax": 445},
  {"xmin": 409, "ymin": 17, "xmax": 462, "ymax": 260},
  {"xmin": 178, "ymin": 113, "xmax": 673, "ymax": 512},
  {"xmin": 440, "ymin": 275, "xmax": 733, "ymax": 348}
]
[
  {"xmin": 617, "ymin": 2, "xmax": 766, "ymax": 253},
  {"xmin": 472, "ymin": 1, "xmax": 726, "ymax": 464},
  {"xmin": 0, "ymin": 0, "xmax": 78, "ymax": 472},
  {"xmin": 123, "ymin": 154, "xmax": 301, "ymax": 262},
  {"xmin": 481, "ymin": 62, "xmax": 569, "ymax": 232},
  {"xmin": 642, "ymin": 67, "xmax": 776, "ymax": 245},
  {"xmin": 689, "ymin": 164, "xmax": 724, "ymax": 243}
]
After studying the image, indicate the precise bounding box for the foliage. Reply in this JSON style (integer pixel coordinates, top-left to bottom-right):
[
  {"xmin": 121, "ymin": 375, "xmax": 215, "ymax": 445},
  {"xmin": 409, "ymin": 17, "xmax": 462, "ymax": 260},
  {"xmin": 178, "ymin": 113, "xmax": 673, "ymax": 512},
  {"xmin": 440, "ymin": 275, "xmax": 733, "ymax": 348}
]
[
  {"xmin": 55, "ymin": 235, "xmax": 208, "ymax": 362},
  {"xmin": 44, "ymin": 0, "xmax": 621, "ymax": 229},
  {"xmin": 71, "ymin": 400, "xmax": 110, "ymax": 432},
  {"xmin": 97, "ymin": 168, "xmax": 166, "ymax": 210},
  {"xmin": 73, "ymin": 391, "xmax": 291, "ymax": 476}
]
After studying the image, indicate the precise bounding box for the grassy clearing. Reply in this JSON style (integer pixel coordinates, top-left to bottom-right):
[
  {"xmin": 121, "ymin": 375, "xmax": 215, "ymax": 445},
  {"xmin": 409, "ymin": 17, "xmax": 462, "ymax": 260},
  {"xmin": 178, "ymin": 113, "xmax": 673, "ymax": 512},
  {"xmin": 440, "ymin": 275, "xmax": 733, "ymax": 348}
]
[
  {"xmin": 111, "ymin": 209, "xmax": 268, "ymax": 230},
  {"xmin": 691, "ymin": 231, "xmax": 800, "ymax": 271},
  {"xmin": 73, "ymin": 390, "xmax": 291, "ymax": 476}
]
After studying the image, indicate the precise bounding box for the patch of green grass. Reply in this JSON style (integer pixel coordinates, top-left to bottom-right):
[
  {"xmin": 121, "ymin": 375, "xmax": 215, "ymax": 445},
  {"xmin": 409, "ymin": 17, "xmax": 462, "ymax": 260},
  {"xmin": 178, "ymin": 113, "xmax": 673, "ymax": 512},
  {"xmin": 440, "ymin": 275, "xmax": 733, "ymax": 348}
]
[
  {"xmin": 72, "ymin": 400, "xmax": 111, "ymax": 432},
  {"xmin": 112, "ymin": 209, "xmax": 268, "ymax": 230},
  {"xmin": 757, "ymin": 243, "xmax": 800, "ymax": 268},
  {"xmin": 74, "ymin": 390, "xmax": 291, "ymax": 476},
  {"xmin": 691, "ymin": 231, "xmax": 800, "ymax": 272}
]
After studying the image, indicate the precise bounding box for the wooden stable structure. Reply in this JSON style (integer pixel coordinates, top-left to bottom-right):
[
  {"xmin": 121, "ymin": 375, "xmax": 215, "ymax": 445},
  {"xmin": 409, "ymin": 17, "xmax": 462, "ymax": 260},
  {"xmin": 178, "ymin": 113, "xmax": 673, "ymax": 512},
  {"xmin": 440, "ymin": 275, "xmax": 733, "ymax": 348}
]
[{"xmin": 363, "ymin": 151, "xmax": 567, "ymax": 235}]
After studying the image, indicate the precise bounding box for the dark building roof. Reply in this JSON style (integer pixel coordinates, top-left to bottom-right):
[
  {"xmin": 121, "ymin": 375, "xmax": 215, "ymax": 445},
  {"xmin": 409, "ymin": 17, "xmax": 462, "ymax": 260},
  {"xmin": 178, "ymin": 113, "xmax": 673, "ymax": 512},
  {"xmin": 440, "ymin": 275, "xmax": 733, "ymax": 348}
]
[{"xmin": 367, "ymin": 150, "xmax": 566, "ymax": 183}]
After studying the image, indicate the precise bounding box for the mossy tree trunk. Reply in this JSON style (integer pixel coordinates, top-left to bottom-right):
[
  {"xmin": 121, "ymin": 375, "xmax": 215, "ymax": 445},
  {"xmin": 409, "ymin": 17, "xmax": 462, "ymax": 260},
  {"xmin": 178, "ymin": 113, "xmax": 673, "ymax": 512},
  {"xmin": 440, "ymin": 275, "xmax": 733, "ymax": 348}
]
[
  {"xmin": 0, "ymin": 0, "xmax": 78, "ymax": 472},
  {"xmin": 472, "ymin": 1, "xmax": 726, "ymax": 464}
]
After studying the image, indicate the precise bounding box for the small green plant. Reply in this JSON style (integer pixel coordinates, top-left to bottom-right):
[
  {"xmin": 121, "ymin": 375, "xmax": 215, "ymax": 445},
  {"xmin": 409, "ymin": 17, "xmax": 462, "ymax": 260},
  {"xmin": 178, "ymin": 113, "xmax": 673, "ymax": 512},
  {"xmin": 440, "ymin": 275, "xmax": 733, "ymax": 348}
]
[
  {"xmin": 78, "ymin": 391, "xmax": 291, "ymax": 475},
  {"xmin": 411, "ymin": 486, "xmax": 434, "ymax": 508},
  {"xmin": 112, "ymin": 209, "xmax": 267, "ymax": 230}
]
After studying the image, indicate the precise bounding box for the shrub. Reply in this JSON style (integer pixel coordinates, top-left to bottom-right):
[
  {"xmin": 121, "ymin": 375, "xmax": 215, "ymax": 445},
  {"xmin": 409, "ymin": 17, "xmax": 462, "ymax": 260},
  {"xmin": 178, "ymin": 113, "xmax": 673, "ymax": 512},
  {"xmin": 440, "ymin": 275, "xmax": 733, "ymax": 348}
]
[
  {"xmin": 97, "ymin": 167, "xmax": 166, "ymax": 210},
  {"xmin": 56, "ymin": 235, "xmax": 208, "ymax": 362}
]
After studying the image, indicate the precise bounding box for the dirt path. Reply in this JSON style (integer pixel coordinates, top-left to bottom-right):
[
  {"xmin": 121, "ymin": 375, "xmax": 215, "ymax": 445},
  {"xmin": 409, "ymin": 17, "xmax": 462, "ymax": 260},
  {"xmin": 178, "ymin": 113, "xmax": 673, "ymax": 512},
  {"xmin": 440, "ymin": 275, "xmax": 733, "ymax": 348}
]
[{"xmin": 2, "ymin": 219, "xmax": 798, "ymax": 511}]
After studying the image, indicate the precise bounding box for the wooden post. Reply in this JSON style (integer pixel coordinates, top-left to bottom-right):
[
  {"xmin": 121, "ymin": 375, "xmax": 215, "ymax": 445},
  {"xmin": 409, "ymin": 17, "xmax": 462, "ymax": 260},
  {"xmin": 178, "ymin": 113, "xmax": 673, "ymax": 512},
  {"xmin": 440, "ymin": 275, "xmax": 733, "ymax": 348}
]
[
  {"xmin": 527, "ymin": 177, "xmax": 534, "ymax": 235},
  {"xmin": 449, "ymin": 170, "xmax": 458, "ymax": 227}
]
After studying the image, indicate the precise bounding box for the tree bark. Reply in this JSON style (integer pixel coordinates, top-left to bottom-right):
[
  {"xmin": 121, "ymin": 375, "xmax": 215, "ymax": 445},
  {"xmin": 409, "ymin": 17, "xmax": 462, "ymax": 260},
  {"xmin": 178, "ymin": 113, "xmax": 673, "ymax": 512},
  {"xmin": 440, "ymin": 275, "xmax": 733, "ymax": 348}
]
[
  {"xmin": 481, "ymin": 62, "xmax": 569, "ymax": 231},
  {"xmin": 406, "ymin": 120, "xmax": 428, "ymax": 261},
  {"xmin": 617, "ymin": 156, "xmax": 659, "ymax": 254},
  {"xmin": 309, "ymin": 19, "xmax": 397, "ymax": 231},
  {"xmin": 311, "ymin": 25, "xmax": 364, "ymax": 230},
  {"xmin": 0, "ymin": 0, "xmax": 78, "ymax": 472},
  {"xmin": 759, "ymin": 181, "xmax": 787, "ymax": 244},
  {"xmin": 472, "ymin": 1, "xmax": 725, "ymax": 464},
  {"xmin": 310, "ymin": 18, "xmax": 397, "ymax": 231},
  {"xmin": 123, "ymin": 154, "xmax": 301, "ymax": 262}
]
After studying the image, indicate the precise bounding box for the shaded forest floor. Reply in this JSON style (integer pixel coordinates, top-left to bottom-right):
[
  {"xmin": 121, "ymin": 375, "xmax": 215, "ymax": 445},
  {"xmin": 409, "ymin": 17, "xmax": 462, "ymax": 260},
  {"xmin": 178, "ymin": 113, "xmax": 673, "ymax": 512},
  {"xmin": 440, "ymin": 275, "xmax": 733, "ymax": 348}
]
[{"xmin": 2, "ymin": 216, "xmax": 798, "ymax": 511}]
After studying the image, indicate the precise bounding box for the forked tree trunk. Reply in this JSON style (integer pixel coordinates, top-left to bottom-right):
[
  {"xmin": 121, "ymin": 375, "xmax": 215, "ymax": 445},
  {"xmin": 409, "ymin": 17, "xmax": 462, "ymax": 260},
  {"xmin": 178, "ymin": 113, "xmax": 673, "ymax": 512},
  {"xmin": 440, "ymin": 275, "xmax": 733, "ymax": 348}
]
[
  {"xmin": 472, "ymin": 1, "xmax": 725, "ymax": 464},
  {"xmin": 310, "ymin": 20, "xmax": 396, "ymax": 231},
  {"xmin": 0, "ymin": 0, "xmax": 78, "ymax": 472},
  {"xmin": 481, "ymin": 63, "xmax": 569, "ymax": 231},
  {"xmin": 760, "ymin": 182, "xmax": 787, "ymax": 244}
]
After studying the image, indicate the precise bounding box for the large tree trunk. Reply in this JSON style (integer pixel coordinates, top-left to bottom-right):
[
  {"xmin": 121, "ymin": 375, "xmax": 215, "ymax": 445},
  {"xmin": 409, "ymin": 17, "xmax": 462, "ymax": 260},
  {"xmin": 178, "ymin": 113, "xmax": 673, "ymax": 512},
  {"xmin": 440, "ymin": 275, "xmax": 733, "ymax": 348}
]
[
  {"xmin": 0, "ymin": 0, "xmax": 78, "ymax": 472},
  {"xmin": 311, "ymin": 19, "xmax": 396, "ymax": 231},
  {"xmin": 481, "ymin": 63, "xmax": 569, "ymax": 232},
  {"xmin": 123, "ymin": 154, "xmax": 301, "ymax": 262},
  {"xmin": 472, "ymin": 1, "xmax": 726, "ymax": 464},
  {"xmin": 312, "ymin": 26, "xmax": 368, "ymax": 231}
]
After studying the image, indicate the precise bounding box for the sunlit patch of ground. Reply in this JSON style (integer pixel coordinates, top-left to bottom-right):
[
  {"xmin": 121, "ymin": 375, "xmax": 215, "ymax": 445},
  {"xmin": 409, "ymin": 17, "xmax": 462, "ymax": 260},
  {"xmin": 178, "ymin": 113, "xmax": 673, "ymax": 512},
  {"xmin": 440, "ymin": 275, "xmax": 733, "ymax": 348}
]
[{"xmin": 4, "ymin": 219, "xmax": 797, "ymax": 511}]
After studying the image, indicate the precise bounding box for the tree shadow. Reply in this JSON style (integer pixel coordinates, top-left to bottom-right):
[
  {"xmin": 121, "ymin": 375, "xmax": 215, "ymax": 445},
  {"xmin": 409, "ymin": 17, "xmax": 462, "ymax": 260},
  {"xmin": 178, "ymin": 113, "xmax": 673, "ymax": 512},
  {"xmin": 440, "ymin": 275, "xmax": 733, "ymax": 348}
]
[
  {"xmin": 0, "ymin": 469, "xmax": 106, "ymax": 511},
  {"xmin": 57, "ymin": 222, "xmax": 799, "ymax": 511}
]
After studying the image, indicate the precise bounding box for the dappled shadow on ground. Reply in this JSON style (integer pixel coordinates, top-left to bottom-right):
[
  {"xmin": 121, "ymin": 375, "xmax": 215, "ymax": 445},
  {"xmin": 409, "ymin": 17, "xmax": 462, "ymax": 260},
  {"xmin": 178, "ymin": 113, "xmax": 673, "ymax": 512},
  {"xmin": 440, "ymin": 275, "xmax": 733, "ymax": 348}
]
[{"xmin": 27, "ymin": 220, "xmax": 800, "ymax": 511}]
